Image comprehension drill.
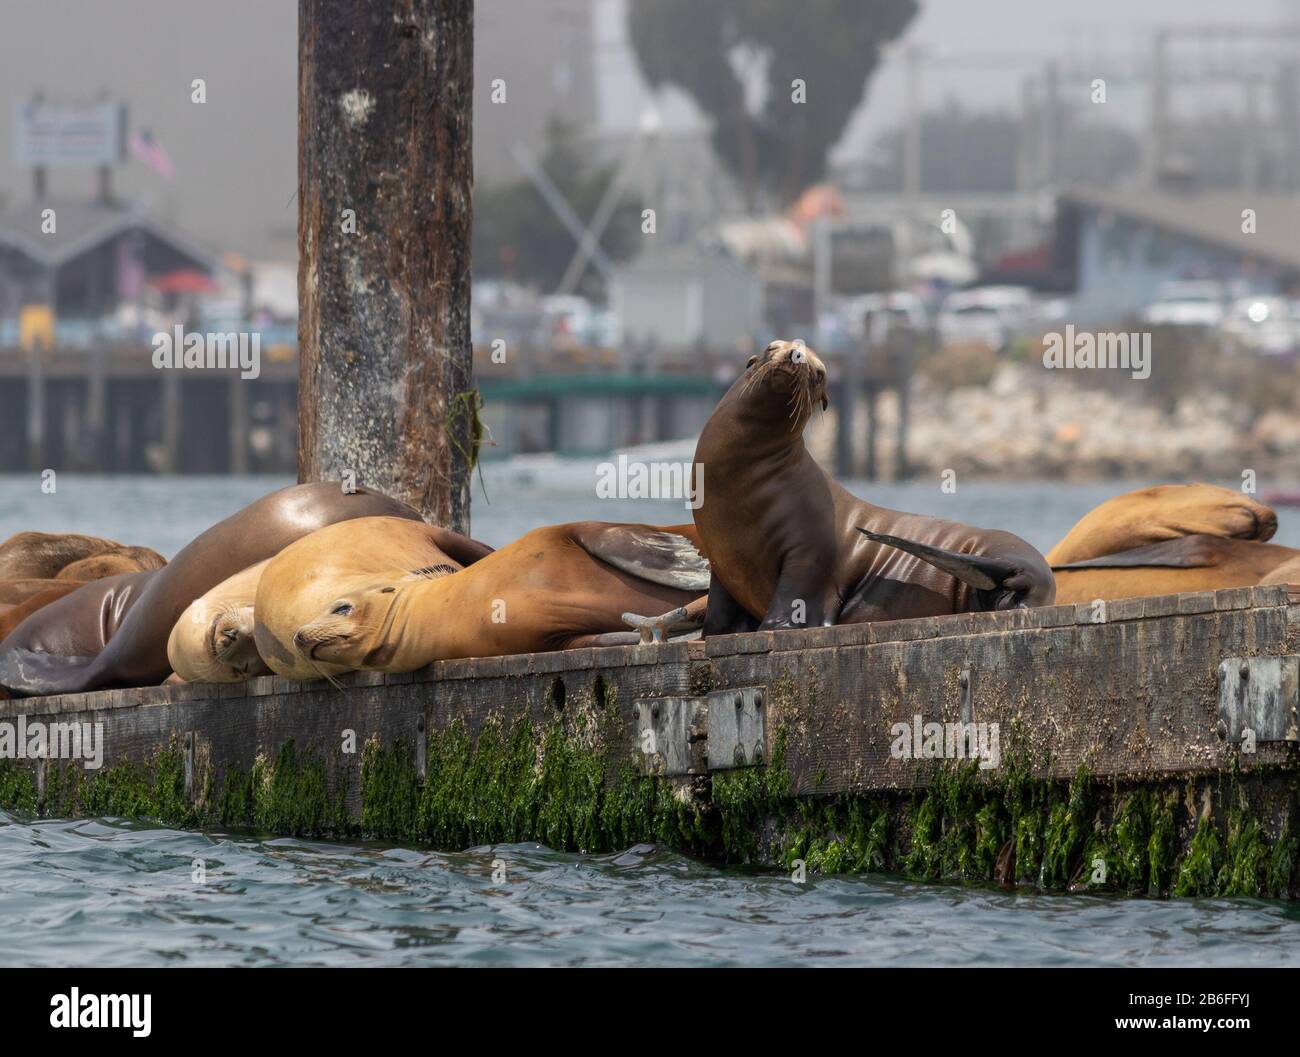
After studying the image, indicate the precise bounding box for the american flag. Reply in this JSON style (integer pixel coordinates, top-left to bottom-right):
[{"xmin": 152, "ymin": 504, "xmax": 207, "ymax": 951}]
[{"xmin": 129, "ymin": 128, "xmax": 174, "ymax": 180}]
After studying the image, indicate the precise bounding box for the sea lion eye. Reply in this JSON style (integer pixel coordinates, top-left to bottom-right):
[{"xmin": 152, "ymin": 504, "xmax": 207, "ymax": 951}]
[
  {"xmin": 380, "ymin": 586, "xmax": 396, "ymax": 594},
  {"xmin": 330, "ymin": 601, "xmax": 354, "ymax": 616}
]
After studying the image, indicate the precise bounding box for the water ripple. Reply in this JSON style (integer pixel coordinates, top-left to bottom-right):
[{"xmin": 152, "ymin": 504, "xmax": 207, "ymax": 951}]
[{"xmin": 3, "ymin": 812, "xmax": 1300, "ymax": 966}]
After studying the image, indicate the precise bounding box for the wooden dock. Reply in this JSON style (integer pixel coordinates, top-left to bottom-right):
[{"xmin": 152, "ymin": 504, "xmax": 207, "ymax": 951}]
[{"xmin": 2, "ymin": 584, "xmax": 1299, "ymax": 898}]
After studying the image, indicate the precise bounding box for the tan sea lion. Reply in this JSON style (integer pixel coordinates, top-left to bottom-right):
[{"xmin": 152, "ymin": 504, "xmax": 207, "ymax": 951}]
[
  {"xmin": 0, "ymin": 483, "xmax": 428, "ymax": 697},
  {"xmin": 1053, "ymin": 536, "xmax": 1300, "ymax": 604},
  {"xmin": 171, "ymin": 517, "xmax": 497, "ymax": 683},
  {"xmin": 166, "ymin": 560, "xmax": 272, "ymax": 682},
  {"xmin": 253, "ymin": 518, "xmax": 709, "ymax": 680},
  {"xmin": 691, "ymin": 339, "xmax": 1054, "ymax": 633},
  {"xmin": 0, "ymin": 532, "xmax": 165, "ymax": 580},
  {"xmin": 1260, "ymin": 556, "xmax": 1300, "ymax": 587},
  {"xmin": 1046, "ymin": 484, "xmax": 1277, "ymax": 566}
]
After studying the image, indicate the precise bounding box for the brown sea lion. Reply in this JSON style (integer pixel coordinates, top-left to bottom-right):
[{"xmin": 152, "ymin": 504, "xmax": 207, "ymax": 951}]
[
  {"xmin": 253, "ymin": 518, "xmax": 709, "ymax": 679},
  {"xmin": 691, "ymin": 340, "xmax": 1054, "ymax": 633},
  {"xmin": 0, "ymin": 579, "xmax": 78, "ymax": 605},
  {"xmin": 0, "ymin": 482, "xmax": 427, "ymax": 697},
  {"xmin": 0, "ymin": 571, "xmax": 156, "ymax": 687},
  {"xmin": 0, "ymin": 581, "xmax": 88, "ymax": 643},
  {"xmin": 57, "ymin": 547, "xmax": 167, "ymax": 580},
  {"xmin": 1053, "ymin": 536, "xmax": 1300, "ymax": 604},
  {"xmin": 0, "ymin": 532, "xmax": 165, "ymax": 580},
  {"xmin": 1260, "ymin": 556, "xmax": 1300, "ymax": 587},
  {"xmin": 1046, "ymin": 484, "xmax": 1277, "ymax": 566}
]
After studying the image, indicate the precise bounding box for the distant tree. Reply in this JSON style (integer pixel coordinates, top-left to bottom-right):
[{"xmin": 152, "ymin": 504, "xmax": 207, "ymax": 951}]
[
  {"xmin": 472, "ymin": 119, "xmax": 641, "ymax": 295},
  {"xmin": 627, "ymin": 0, "xmax": 917, "ymax": 210}
]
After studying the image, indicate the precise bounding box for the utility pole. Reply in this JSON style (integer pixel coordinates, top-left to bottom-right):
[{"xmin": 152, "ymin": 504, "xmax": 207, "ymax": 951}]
[{"xmin": 298, "ymin": 0, "xmax": 476, "ymax": 530}]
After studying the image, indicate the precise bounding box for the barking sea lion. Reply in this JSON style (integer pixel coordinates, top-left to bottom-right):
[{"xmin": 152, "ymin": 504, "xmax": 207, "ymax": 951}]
[{"xmin": 691, "ymin": 340, "xmax": 1054, "ymax": 633}]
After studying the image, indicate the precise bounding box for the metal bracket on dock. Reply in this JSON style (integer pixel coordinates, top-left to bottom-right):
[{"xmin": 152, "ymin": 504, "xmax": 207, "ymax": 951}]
[
  {"xmin": 1217, "ymin": 656, "xmax": 1299, "ymax": 744},
  {"xmin": 635, "ymin": 687, "xmax": 765, "ymax": 777}
]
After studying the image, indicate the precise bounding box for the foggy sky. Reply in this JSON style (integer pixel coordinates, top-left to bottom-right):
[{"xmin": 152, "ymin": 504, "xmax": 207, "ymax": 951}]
[{"xmin": 1, "ymin": 0, "xmax": 1294, "ymax": 262}]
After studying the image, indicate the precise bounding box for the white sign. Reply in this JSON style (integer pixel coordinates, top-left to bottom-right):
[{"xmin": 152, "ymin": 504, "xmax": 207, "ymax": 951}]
[{"xmin": 13, "ymin": 101, "xmax": 124, "ymax": 167}]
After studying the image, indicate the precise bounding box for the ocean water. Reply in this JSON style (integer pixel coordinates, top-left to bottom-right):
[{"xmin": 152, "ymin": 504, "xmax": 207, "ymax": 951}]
[
  {"xmin": 2, "ymin": 468, "xmax": 1299, "ymax": 967},
  {"xmin": 5, "ymin": 817, "xmax": 1300, "ymax": 968}
]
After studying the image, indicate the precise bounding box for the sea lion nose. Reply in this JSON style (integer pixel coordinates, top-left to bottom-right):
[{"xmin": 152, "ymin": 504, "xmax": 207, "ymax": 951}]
[{"xmin": 292, "ymin": 629, "xmax": 308, "ymax": 650}]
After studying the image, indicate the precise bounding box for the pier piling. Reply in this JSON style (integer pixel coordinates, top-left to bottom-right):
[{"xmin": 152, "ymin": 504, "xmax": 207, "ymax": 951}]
[{"xmin": 297, "ymin": 0, "xmax": 476, "ymax": 529}]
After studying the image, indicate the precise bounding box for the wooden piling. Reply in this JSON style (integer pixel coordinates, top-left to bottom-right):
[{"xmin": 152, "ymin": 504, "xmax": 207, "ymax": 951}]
[{"xmin": 297, "ymin": 0, "xmax": 476, "ymax": 530}]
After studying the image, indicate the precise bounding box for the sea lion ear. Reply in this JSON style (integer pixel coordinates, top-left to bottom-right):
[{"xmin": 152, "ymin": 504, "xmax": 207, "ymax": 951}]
[
  {"xmin": 821, "ymin": 395, "xmax": 829, "ymax": 411},
  {"xmin": 856, "ymin": 528, "xmax": 1019, "ymax": 592}
]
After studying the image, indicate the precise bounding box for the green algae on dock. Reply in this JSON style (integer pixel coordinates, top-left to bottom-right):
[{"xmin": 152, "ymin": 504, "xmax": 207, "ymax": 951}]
[{"xmin": 3, "ymin": 585, "xmax": 1300, "ymax": 899}]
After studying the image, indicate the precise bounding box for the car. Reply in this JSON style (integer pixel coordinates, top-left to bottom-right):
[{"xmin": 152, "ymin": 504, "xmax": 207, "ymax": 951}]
[
  {"xmin": 936, "ymin": 285, "xmax": 1034, "ymax": 350},
  {"xmin": 1140, "ymin": 281, "xmax": 1227, "ymax": 327}
]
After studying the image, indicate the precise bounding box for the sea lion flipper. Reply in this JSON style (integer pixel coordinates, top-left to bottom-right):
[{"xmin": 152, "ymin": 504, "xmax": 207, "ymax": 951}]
[
  {"xmin": 622, "ymin": 595, "xmax": 709, "ymax": 643},
  {"xmin": 0, "ymin": 648, "xmax": 97, "ymax": 698},
  {"xmin": 421, "ymin": 526, "xmax": 495, "ymax": 567},
  {"xmin": 857, "ymin": 528, "xmax": 1017, "ymax": 592},
  {"xmin": 570, "ymin": 524, "xmax": 711, "ymax": 592},
  {"xmin": 1051, "ymin": 535, "xmax": 1221, "ymax": 570}
]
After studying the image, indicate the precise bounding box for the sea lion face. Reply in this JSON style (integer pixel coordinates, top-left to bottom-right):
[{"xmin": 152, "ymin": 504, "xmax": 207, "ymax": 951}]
[
  {"xmin": 1130, "ymin": 484, "xmax": 1277, "ymax": 543},
  {"xmin": 741, "ymin": 339, "xmax": 829, "ymax": 430},
  {"xmin": 169, "ymin": 600, "xmax": 269, "ymax": 682},
  {"xmin": 205, "ymin": 605, "xmax": 269, "ymax": 678},
  {"xmin": 291, "ymin": 583, "xmax": 402, "ymax": 669}
]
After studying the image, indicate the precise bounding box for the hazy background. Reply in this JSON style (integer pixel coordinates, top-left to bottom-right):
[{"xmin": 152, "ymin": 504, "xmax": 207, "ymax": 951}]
[{"xmin": 2, "ymin": 0, "xmax": 1300, "ymax": 493}]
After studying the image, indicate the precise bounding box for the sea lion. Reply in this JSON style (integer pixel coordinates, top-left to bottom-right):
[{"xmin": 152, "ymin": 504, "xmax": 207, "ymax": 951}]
[
  {"xmin": 0, "ymin": 579, "xmax": 80, "ymax": 605},
  {"xmin": 0, "ymin": 581, "xmax": 88, "ymax": 643},
  {"xmin": 166, "ymin": 560, "xmax": 272, "ymax": 683},
  {"xmin": 1046, "ymin": 484, "xmax": 1277, "ymax": 566},
  {"xmin": 57, "ymin": 548, "xmax": 167, "ymax": 580},
  {"xmin": 692, "ymin": 340, "xmax": 1054, "ymax": 633},
  {"xmin": 1260, "ymin": 556, "xmax": 1300, "ymax": 587},
  {"xmin": 254, "ymin": 518, "xmax": 709, "ymax": 679},
  {"xmin": 0, "ymin": 572, "xmax": 156, "ymax": 688},
  {"xmin": 1053, "ymin": 535, "xmax": 1300, "ymax": 604},
  {"xmin": 0, "ymin": 482, "xmax": 426, "ymax": 697},
  {"xmin": 170, "ymin": 515, "xmax": 498, "ymax": 683},
  {"xmin": 0, "ymin": 532, "xmax": 165, "ymax": 580}
]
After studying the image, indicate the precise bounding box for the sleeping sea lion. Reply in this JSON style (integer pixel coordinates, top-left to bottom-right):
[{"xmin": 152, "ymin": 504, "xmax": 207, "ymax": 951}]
[
  {"xmin": 1053, "ymin": 535, "xmax": 1300, "ymax": 604},
  {"xmin": 0, "ymin": 571, "xmax": 156, "ymax": 689},
  {"xmin": 0, "ymin": 532, "xmax": 165, "ymax": 580},
  {"xmin": 170, "ymin": 519, "xmax": 496, "ymax": 683},
  {"xmin": 253, "ymin": 518, "xmax": 710, "ymax": 680},
  {"xmin": 166, "ymin": 560, "xmax": 272, "ymax": 682},
  {"xmin": 0, "ymin": 579, "xmax": 81, "ymax": 605},
  {"xmin": 57, "ymin": 548, "xmax": 167, "ymax": 580},
  {"xmin": 0, "ymin": 482, "xmax": 425, "ymax": 697},
  {"xmin": 0, "ymin": 581, "xmax": 90, "ymax": 643},
  {"xmin": 1046, "ymin": 484, "xmax": 1277, "ymax": 566},
  {"xmin": 691, "ymin": 339, "xmax": 1054, "ymax": 633}
]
